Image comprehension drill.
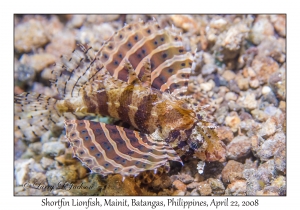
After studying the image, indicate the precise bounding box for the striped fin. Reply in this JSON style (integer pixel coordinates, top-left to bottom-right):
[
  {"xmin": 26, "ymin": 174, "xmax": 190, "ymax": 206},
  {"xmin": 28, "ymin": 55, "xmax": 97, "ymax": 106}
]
[
  {"xmin": 65, "ymin": 119, "xmax": 182, "ymax": 177},
  {"xmin": 96, "ymin": 20, "xmax": 195, "ymax": 97},
  {"xmin": 14, "ymin": 92, "xmax": 71, "ymax": 140},
  {"xmin": 51, "ymin": 44, "xmax": 103, "ymax": 99}
]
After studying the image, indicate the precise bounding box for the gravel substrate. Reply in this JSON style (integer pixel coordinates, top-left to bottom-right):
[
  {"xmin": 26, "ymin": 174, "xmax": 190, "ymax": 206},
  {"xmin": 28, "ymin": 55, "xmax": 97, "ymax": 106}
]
[{"xmin": 14, "ymin": 14, "xmax": 286, "ymax": 196}]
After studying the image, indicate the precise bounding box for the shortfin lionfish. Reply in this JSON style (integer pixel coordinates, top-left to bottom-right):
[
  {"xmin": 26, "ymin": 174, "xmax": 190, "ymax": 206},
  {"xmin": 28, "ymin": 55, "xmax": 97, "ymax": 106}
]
[{"xmin": 15, "ymin": 19, "xmax": 225, "ymax": 177}]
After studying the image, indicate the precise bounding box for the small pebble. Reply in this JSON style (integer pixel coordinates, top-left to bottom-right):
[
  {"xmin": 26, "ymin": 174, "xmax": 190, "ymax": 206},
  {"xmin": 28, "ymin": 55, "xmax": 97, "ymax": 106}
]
[
  {"xmin": 40, "ymin": 157, "xmax": 55, "ymax": 170},
  {"xmin": 237, "ymin": 78, "xmax": 249, "ymax": 90},
  {"xmin": 225, "ymin": 111, "xmax": 241, "ymax": 132},
  {"xmin": 172, "ymin": 180, "xmax": 187, "ymax": 192},
  {"xmin": 222, "ymin": 160, "xmax": 244, "ymax": 183},
  {"xmin": 42, "ymin": 142, "xmax": 66, "ymax": 157},
  {"xmin": 200, "ymin": 80, "xmax": 215, "ymax": 92},
  {"xmin": 226, "ymin": 135, "xmax": 252, "ymax": 160},
  {"xmin": 15, "ymin": 158, "xmax": 34, "ymax": 185},
  {"xmin": 262, "ymin": 86, "xmax": 272, "ymax": 95},
  {"xmin": 249, "ymin": 79, "xmax": 260, "ymax": 89},
  {"xmin": 243, "ymin": 93, "xmax": 258, "ymax": 110},
  {"xmin": 225, "ymin": 180, "xmax": 247, "ymax": 196},
  {"xmin": 172, "ymin": 190, "xmax": 185, "ymax": 196},
  {"xmin": 225, "ymin": 92, "xmax": 237, "ymax": 101},
  {"xmin": 222, "ymin": 70, "xmax": 236, "ymax": 81},
  {"xmin": 258, "ymin": 117, "xmax": 276, "ymax": 138},
  {"xmin": 198, "ymin": 181, "xmax": 212, "ymax": 196}
]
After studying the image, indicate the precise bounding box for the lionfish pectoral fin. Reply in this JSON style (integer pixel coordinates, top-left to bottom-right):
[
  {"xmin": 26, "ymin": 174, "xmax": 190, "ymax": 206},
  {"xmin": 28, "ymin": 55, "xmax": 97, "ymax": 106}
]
[
  {"xmin": 64, "ymin": 119, "xmax": 182, "ymax": 177},
  {"xmin": 94, "ymin": 21, "xmax": 195, "ymax": 96}
]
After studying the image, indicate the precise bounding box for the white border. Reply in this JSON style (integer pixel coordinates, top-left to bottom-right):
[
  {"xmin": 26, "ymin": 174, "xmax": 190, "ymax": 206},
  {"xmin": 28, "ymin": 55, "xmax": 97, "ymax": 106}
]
[{"xmin": 2, "ymin": 0, "xmax": 295, "ymax": 209}]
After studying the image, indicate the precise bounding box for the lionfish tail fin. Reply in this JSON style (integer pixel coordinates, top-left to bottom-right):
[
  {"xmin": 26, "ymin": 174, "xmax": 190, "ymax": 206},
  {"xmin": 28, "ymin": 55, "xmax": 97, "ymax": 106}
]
[
  {"xmin": 65, "ymin": 119, "xmax": 182, "ymax": 177},
  {"xmin": 14, "ymin": 92, "xmax": 62, "ymax": 140}
]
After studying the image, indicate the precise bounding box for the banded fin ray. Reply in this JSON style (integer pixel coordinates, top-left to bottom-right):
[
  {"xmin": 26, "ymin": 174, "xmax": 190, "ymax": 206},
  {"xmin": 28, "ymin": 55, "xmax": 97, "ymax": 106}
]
[
  {"xmin": 51, "ymin": 44, "xmax": 103, "ymax": 99},
  {"xmin": 14, "ymin": 92, "xmax": 74, "ymax": 140},
  {"xmin": 65, "ymin": 119, "xmax": 182, "ymax": 177}
]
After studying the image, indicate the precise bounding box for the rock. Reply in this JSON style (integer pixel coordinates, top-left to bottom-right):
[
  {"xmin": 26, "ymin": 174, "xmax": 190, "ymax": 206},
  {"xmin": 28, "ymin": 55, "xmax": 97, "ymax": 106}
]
[
  {"xmin": 269, "ymin": 69, "xmax": 286, "ymax": 101},
  {"xmin": 68, "ymin": 15, "xmax": 86, "ymax": 28},
  {"xmin": 222, "ymin": 160, "xmax": 244, "ymax": 183},
  {"xmin": 219, "ymin": 22, "xmax": 249, "ymax": 60},
  {"xmin": 28, "ymin": 142, "xmax": 42, "ymax": 154},
  {"xmin": 15, "ymin": 64, "xmax": 35, "ymax": 85},
  {"xmin": 237, "ymin": 77, "xmax": 249, "ymax": 90},
  {"xmin": 200, "ymin": 80, "xmax": 215, "ymax": 92},
  {"xmin": 176, "ymin": 173, "xmax": 194, "ymax": 184},
  {"xmin": 216, "ymin": 126, "xmax": 234, "ymax": 144},
  {"xmin": 20, "ymin": 53, "xmax": 56, "ymax": 73},
  {"xmin": 46, "ymin": 166, "xmax": 78, "ymax": 186},
  {"xmin": 41, "ymin": 131, "xmax": 53, "ymax": 143},
  {"xmin": 207, "ymin": 178, "xmax": 225, "ymax": 195},
  {"xmin": 225, "ymin": 92, "xmax": 237, "ymax": 101},
  {"xmin": 243, "ymin": 169, "xmax": 261, "ymax": 195},
  {"xmin": 251, "ymin": 56, "xmax": 279, "ymax": 84},
  {"xmin": 186, "ymin": 182, "xmax": 201, "ymax": 191},
  {"xmin": 261, "ymin": 91, "xmax": 278, "ymax": 107},
  {"xmin": 40, "ymin": 157, "xmax": 55, "ymax": 170},
  {"xmin": 198, "ymin": 181, "xmax": 212, "ymax": 196},
  {"xmin": 104, "ymin": 175, "xmax": 141, "ymax": 195},
  {"xmin": 256, "ymin": 186, "xmax": 279, "ymax": 195},
  {"xmin": 45, "ymin": 30, "xmax": 76, "ymax": 58},
  {"xmin": 251, "ymin": 109, "xmax": 268, "ymax": 122},
  {"xmin": 31, "ymin": 162, "xmax": 45, "ymax": 173},
  {"xmin": 225, "ymin": 180, "xmax": 247, "ymax": 195},
  {"xmin": 222, "ymin": 70, "xmax": 236, "ymax": 81},
  {"xmin": 228, "ymin": 100, "xmax": 241, "ymax": 112},
  {"xmin": 225, "ymin": 111, "xmax": 241, "ymax": 132},
  {"xmin": 214, "ymin": 105, "xmax": 229, "ymax": 124},
  {"xmin": 15, "ymin": 18, "xmax": 49, "ymax": 52},
  {"xmin": 210, "ymin": 17, "xmax": 228, "ymax": 30},
  {"xmin": 190, "ymin": 188, "xmax": 200, "ymax": 196},
  {"xmin": 257, "ymin": 160, "xmax": 277, "ymax": 186},
  {"xmin": 255, "ymin": 132, "xmax": 285, "ymax": 162},
  {"xmin": 226, "ymin": 135, "xmax": 252, "ymax": 160},
  {"xmin": 194, "ymin": 173, "xmax": 204, "ymax": 182},
  {"xmin": 274, "ymin": 145, "xmax": 286, "ymax": 173},
  {"xmin": 29, "ymin": 172, "xmax": 48, "ymax": 186},
  {"xmin": 270, "ymin": 15, "xmax": 286, "ymax": 37},
  {"xmin": 152, "ymin": 175, "xmax": 172, "ymax": 190},
  {"xmin": 42, "ymin": 141, "xmax": 66, "ymax": 157},
  {"xmin": 201, "ymin": 63, "xmax": 217, "ymax": 75},
  {"xmin": 279, "ymin": 101, "xmax": 286, "ymax": 112},
  {"xmin": 172, "ymin": 180, "xmax": 187, "ymax": 192},
  {"xmin": 228, "ymin": 80, "xmax": 241, "ymax": 94},
  {"xmin": 262, "ymin": 86, "xmax": 272, "ymax": 95},
  {"xmin": 242, "ymin": 93, "xmax": 257, "ymax": 110},
  {"xmin": 258, "ymin": 117, "xmax": 277, "ymax": 138},
  {"xmin": 250, "ymin": 16, "xmax": 274, "ymax": 45},
  {"xmin": 15, "ymin": 158, "xmax": 34, "ymax": 185},
  {"xmin": 271, "ymin": 175, "xmax": 286, "ymax": 195},
  {"xmin": 20, "ymin": 148, "xmax": 36, "ymax": 159},
  {"xmin": 171, "ymin": 15, "xmax": 198, "ymax": 32},
  {"xmin": 172, "ymin": 190, "xmax": 186, "ymax": 196},
  {"xmin": 249, "ymin": 78, "xmax": 260, "ymax": 89}
]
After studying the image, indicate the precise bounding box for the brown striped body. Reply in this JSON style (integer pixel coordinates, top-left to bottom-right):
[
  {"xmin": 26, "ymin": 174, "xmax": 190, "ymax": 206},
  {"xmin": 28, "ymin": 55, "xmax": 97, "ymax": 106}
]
[{"xmin": 56, "ymin": 73, "xmax": 196, "ymax": 142}]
